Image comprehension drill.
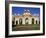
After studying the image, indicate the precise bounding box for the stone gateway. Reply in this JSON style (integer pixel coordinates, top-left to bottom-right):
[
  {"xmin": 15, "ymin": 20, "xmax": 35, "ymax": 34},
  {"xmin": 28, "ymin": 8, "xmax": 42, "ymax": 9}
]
[{"xmin": 12, "ymin": 10, "xmax": 40, "ymax": 25}]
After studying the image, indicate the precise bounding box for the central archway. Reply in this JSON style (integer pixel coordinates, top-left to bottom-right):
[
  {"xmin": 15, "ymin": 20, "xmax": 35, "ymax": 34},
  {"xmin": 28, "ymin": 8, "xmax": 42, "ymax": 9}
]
[
  {"xmin": 32, "ymin": 18, "xmax": 34, "ymax": 24},
  {"xmin": 19, "ymin": 18, "xmax": 22, "ymax": 25},
  {"xmin": 25, "ymin": 18, "xmax": 29, "ymax": 24},
  {"xmin": 36, "ymin": 20, "xmax": 37, "ymax": 24}
]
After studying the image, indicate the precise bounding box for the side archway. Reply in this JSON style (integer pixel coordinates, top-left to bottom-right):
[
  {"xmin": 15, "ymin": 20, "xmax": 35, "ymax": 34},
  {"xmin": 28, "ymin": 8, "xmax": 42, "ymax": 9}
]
[
  {"xmin": 16, "ymin": 20, "xmax": 18, "ymax": 25},
  {"xmin": 12, "ymin": 17, "xmax": 15, "ymax": 25},
  {"xmin": 32, "ymin": 18, "xmax": 34, "ymax": 24},
  {"xmin": 36, "ymin": 20, "xmax": 37, "ymax": 24}
]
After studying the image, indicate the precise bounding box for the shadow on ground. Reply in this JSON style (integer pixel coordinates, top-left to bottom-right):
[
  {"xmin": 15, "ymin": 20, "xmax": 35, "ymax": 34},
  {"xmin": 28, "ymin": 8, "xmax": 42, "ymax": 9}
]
[{"xmin": 12, "ymin": 24, "xmax": 40, "ymax": 31}]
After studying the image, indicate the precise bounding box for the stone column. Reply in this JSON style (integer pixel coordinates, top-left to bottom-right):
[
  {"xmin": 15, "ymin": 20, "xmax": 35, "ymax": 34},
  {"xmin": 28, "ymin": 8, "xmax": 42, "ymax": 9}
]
[
  {"xmin": 37, "ymin": 20, "xmax": 39, "ymax": 24},
  {"xmin": 22, "ymin": 18, "xmax": 25, "ymax": 24},
  {"xmin": 34, "ymin": 19, "xmax": 36, "ymax": 24},
  {"xmin": 29, "ymin": 18, "xmax": 32, "ymax": 24},
  {"xmin": 18, "ymin": 19, "xmax": 19, "ymax": 25},
  {"xmin": 30, "ymin": 18, "xmax": 32, "ymax": 24},
  {"xmin": 14, "ymin": 18, "xmax": 16, "ymax": 25}
]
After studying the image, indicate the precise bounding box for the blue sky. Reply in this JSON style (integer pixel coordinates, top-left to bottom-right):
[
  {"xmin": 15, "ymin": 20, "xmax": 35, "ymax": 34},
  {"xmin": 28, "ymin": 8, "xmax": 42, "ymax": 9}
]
[{"xmin": 12, "ymin": 7, "xmax": 40, "ymax": 16}]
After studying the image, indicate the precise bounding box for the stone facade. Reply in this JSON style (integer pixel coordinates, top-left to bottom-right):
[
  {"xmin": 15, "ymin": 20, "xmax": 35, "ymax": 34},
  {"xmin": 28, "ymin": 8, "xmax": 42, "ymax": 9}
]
[{"xmin": 12, "ymin": 10, "xmax": 40, "ymax": 25}]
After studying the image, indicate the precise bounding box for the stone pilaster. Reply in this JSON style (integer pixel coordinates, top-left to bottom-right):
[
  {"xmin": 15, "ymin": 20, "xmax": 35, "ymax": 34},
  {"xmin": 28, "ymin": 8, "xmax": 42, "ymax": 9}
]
[{"xmin": 22, "ymin": 18, "xmax": 25, "ymax": 24}]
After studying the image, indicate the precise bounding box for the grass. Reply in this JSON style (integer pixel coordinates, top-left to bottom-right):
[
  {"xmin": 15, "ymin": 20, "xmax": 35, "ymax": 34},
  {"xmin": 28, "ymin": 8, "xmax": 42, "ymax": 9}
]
[{"xmin": 12, "ymin": 24, "xmax": 40, "ymax": 31}]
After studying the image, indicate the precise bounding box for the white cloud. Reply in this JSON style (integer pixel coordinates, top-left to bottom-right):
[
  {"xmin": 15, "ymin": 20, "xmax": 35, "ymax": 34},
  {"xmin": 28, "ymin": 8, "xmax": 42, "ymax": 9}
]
[
  {"xmin": 17, "ymin": 13, "xmax": 20, "ymax": 16},
  {"xmin": 33, "ymin": 13, "xmax": 39, "ymax": 16},
  {"xmin": 15, "ymin": 13, "xmax": 16, "ymax": 15},
  {"xmin": 13, "ymin": 13, "xmax": 16, "ymax": 16}
]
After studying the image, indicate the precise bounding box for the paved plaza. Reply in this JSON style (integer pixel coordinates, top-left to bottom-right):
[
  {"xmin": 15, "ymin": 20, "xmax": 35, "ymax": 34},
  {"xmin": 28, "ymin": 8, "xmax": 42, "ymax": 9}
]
[{"xmin": 12, "ymin": 24, "xmax": 40, "ymax": 31}]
